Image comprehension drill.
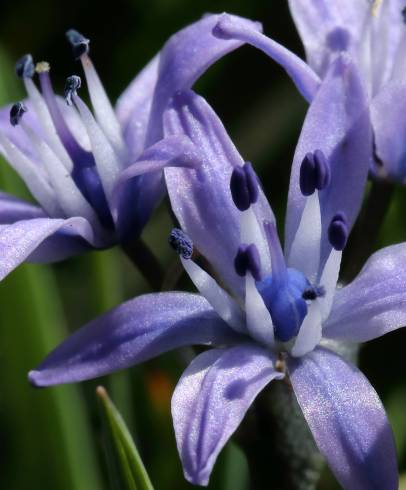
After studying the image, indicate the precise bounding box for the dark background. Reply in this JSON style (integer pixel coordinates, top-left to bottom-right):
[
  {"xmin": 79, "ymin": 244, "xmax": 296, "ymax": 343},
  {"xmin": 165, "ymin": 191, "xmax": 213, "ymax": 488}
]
[{"xmin": 0, "ymin": 1, "xmax": 406, "ymax": 488}]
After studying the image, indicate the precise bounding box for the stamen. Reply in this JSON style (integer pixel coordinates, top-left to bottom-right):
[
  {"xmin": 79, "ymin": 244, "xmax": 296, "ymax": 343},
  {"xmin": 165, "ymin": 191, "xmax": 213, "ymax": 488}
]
[
  {"xmin": 230, "ymin": 162, "xmax": 259, "ymax": 211},
  {"xmin": 9, "ymin": 102, "xmax": 27, "ymax": 126},
  {"xmin": 402, "ymin": 7, "xmax": 406, "ymax": 24},
  {"xmin": 65, "ymin": 29, "xmax": 90, "ymax": 59},
  {"xmin": 263, "ymin": 220, "xmax": 286, "ymax": 284},
  {"xmin": 328, "ymin": 212, "xmax": 348, "ymax": 250},
  {"xmin": 64, "ymin": 75, "xmax": 82, "ymax": 106},
  {"xmin": 169, "ymin": 228, "xmax": 193, "ymax": 259},
  {"xmin": 15, "ymin": 54, "xmax": 35, "ymax": 79},
  {"xmin": 299, "ymin": 150, "xmax": 329, "ymax": 196},
  {"xmin": 234, "ymin": 243, "xmax": 261, "ymax": 281}
]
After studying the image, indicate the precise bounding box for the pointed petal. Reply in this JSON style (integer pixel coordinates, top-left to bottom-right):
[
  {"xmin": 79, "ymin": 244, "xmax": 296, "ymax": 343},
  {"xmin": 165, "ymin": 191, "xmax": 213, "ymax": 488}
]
[
  {"xmin": 145, "ymin": 14, "xmax": 263, "ymax": 145},
  {"xmin": 0, "ymin": 192, "xmax": 46, "ymax": 223},
  {"xmin": 288, "ymin": 347, "xmax": 398, "ymax": 490},
  {"xmin": 172, "ymin": 344, "xmax": 283, "ymax": 485},
  {"xmin": 370, "ymin": 82, "xmax": 406, "ymax": 181},
  {"xmin": 0, "ymin": 216, "xmax": 99, "ymax": 280},
  {"xmin": 285, "ymin": 56, "xmax": 371, "ymax": 272},
  {"xmin": 324, "ymin": 243, "xmax": 406, "ymax": 342},
  {"xmin": 164, "ymin": 90, "xmax": 273, "ymax": 298},
  {"xmin": 29, "ymin": 293, "xmax": 241, "ymax": 386},
  {"xmin": 213, "ymin": 13, "xmax": 321, "ymax": 102}
]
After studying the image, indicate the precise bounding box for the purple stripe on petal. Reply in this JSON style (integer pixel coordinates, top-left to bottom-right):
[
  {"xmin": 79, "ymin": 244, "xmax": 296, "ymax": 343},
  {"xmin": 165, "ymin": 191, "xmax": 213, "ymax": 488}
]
[
  {"xmin": 29, "ymin": 293, "xmax": 242, "ymax": 386},
  {"xmin": 112, "ymin": 135, "xmax": 200, "ymax": 240},
  {"xmin": 172, "ymin": 344, "xmax": 283, "ymax": 486},
  {"xmin": 324, "ymin": 243, "xmax": 406, "ymax": 342},
  {"xmin": 285, "ymin": 56, "xmax": 371, "ymax": 273},
  {"xmin": 0, "ymin": 216, "xmax": 99, "ymax": 280},
  {"xmin": 164, "ymin": 90, "xmax": 274, "ymax": 298},
  {"xmin": 288, "ymin": 347, "xmax": 398, "ymax": 490},
  {"xmin": 0, "ymin": 192, "xmax": 46, "ymax": 223}
]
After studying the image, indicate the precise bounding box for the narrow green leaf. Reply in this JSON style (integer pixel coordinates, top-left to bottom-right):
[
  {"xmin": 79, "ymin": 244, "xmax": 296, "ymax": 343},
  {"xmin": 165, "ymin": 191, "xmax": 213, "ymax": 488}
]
[{"xmin": 97, "ymin": 386, "xmax": 154, "ymax": 490}]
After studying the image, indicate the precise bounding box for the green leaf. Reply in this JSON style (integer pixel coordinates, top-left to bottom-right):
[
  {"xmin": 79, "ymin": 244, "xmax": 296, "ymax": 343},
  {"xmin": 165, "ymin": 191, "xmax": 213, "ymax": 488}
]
[{"xmin": 97, "ymin": 386, "xmax": 154, "ymax": 490}]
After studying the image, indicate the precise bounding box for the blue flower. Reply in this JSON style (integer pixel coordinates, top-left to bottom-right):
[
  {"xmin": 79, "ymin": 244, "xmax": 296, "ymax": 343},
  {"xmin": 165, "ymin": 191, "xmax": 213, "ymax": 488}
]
[
  {"xmin": 212, "ymin": 6, "xmax": 406, "ymax": 183},
  {"xmin": 29, "ymin": 61, "xmax": 404, "ymax": 489},
  {"xmin": 0, "ymin": 14, "xmax": 261, "ymax": 281}
]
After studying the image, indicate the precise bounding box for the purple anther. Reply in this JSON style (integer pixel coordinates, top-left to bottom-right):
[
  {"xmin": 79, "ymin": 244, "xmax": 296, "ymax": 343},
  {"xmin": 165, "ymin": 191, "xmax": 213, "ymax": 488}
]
[
  {"xmin": 15, "ymin": 54, "xmax": 35, "ymax": 79},
  {"xmin": 66, "ymin": 29, "xmax": 90, "ymax": 59},
  {"xmin": 9, "ymin": 102, "xmax": 27, "ymax": 126},
  {"xmin": 230, "ymin": 163, "xmax": 259, "ymax": 211},
  {"xmin": 234, "ymin": 243, "xmax": 261, "ymax": 281},
  {"xmin": 299, "ymin": 152, "xmax": 316, "ymax": 196},
  {"xmin": 326, "ymin": 27, "xmax": 351, "ymax": 52},
  {"xmin": 244, "ymin": 162, "xmax": 259, "ymax": 204},
  {"xmin": 168, "ymin": 228, "xmax": 193, "ymax": 259},
  {"xmin": 313, "ymin": 149, "xmax": 330, "ymax": 190},
  {"xmin": 328, "ymin": 212, "xmax": 348, "ymax": 251},
  {"xmin": 64, "ymin": 75, "xmax": 81, "ymax": 105}
]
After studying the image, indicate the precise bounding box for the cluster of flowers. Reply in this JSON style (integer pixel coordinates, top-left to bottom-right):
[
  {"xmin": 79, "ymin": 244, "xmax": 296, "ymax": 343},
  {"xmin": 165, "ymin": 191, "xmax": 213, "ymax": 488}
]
[{"xmin": 1, "ymin": 3, "xmax": 406, "ymax": 489}]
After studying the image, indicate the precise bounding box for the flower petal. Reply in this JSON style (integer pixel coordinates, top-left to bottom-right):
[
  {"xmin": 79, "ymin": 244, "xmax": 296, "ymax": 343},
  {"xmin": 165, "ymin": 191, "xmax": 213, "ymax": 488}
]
[
  {"xmin": 145, "ymin": 13, "xmax": 263, "ymax": 146},
  {"xmin": 0, "ymin": 192, "xmax": 46, "ymax": 223},
  {"xmin": 164, "ymin": 90, "xmax": 273, "ymax": 298},
  {"xmin": 287, "ymin": 0, "xmax": 369, "ymax": 76},
  {"xmin": 29, "ymin": 293, "xmax": 241, "ymax": 386},
  {"xmin": 324, "ymin": 243, "xmax": 406, "ymax": 342},
  {"xmin": 112, "ymin": 135, "xmax": 200, "ymax": 240},
  {"xmin": 285, "ymin": 56, "xmax": 371, "ymax": 272},
  {"xmin": 212, "ymin": 13, "xmax": 320, "ymax": 102},
  {"xmin": 0, "ymin": 216, "xmax": 100, "ymax": 280},
  {"xmin": 370, "ymin": 82, "xmax": 406, "ymax": 181},
  {"xmin": 172, "ymin": 344, "xmax": 283, "ymax": 485},
  {"xmin": 287, "ymin": 347, "xmax": 398, "ymax": 490}
]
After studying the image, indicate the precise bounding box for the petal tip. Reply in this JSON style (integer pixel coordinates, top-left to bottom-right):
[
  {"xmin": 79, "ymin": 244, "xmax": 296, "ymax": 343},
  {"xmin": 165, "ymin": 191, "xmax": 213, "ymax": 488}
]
[{"xmin": 28, "ymin": 370, "xmax": 45, "ymax": 388}]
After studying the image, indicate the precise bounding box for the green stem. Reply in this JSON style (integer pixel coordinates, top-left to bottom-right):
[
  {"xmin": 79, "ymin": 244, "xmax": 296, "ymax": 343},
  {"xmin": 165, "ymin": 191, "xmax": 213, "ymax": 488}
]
[{"xmin": 122, "ymin": 238, "xmax": 164, "ymax": 290}]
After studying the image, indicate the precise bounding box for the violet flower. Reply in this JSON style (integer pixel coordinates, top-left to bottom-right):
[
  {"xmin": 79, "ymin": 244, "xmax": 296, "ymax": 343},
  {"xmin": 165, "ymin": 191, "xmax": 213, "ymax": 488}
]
[
  {"xmin": 29, "ymin": 59, "xmax": 405, "ymax": 489},
  {"xmin": 0, "ymin": 14, "xmax": 261, "ymax": 281},
  {"xmin": 212, "ymin": 5, "xmax": 406, "ymax": 183}
]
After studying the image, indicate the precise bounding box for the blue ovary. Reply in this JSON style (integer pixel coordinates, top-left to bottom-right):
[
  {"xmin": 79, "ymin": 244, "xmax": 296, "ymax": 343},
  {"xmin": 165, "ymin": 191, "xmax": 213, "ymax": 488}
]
[{"xmin": 256, "ymin": 268, "xmax": 310, "ymax": 342}]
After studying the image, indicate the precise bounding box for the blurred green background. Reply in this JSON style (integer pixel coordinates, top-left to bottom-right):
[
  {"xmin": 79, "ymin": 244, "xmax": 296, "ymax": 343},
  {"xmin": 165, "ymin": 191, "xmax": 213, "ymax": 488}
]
[{"xmin": 0, "ymin": 0, "xmax": 406, "ymax": 489}]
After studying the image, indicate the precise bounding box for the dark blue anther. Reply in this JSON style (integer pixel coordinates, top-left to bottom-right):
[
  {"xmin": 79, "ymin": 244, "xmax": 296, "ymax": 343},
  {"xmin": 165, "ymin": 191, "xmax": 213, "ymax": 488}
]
[
  {"xmin": 168, "ymin": 228, "xmax": 193, "ymax": 259},
  {"xmin": 230, "ymin": 162, "xmax": 259, "ymax": 211},
  {"xmin": 299, "ymin": 153, "xmax": 316, "ymax": 196},
  {"xmin": 328, "ymin": 212, "xmax": 348, "ymax": 251},
  {"xmin": 10, "ymin": 102, "xmax": 27, "ymax": 126},
  {"xmin": 402, "ymin": 6, "xmax": 406, "ymax": 24},
  {"xmin": 300, "ymin": 150, "xmax": 330, "ymax": 196},
  {"xmin": 302, "ymin": 285, "xmax": 325, "ymax": 301},
  {"xmin": 15, "ymin": 54, "xmax": 35, "ymax": 79},
  {"xmin": 313, "ymin": 149, "xmax": 330, "ymax": 190},
  {"xmin": 234, "ymin": 243, "xmax": 261, "ymax": 281},
  {"xmin": 64, "ymin": 75, "xmax": 81, "ymax": 105},
  {"xmin": 66, "ymin": 29, "xmax": 90, "ymax": 59}
]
